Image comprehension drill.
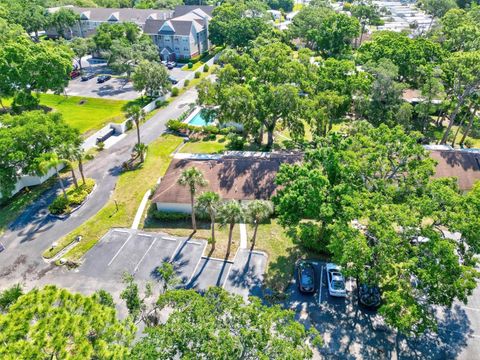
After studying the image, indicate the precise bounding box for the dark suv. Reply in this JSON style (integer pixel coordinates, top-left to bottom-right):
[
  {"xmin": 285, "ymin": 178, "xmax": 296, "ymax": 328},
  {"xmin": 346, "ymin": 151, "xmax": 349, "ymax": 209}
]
[
  {"xmin": 97, "ymin": 75, "xmax": 111, "ymax": 83},
  {"xmin": 296, "ymin": 261, "xmax": 315, "ymax": 294}
]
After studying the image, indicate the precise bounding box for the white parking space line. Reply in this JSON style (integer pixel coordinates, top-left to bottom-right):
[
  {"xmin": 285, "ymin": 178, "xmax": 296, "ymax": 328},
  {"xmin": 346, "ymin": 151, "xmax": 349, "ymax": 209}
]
[
  {"xmin": 107, "ymin": 233, "xmax": 132, "ymax": 266},
  {"xmin": 113, "ymin": 229, "xmax": 130, "ymax": 234},
  {"xmin": 188, "ymin": 240, "xmax": 204, "ymax": 246},
  {"xmin": 187, "ymin": 242, "xmax": 207, "ymax": 284},
  {"xmin": 162, "ymin": 237, "xmax": 177, "ymax": 241},
  {"xmin": 170, "ymin": 239, "xmax": 184, "ymax": 262},
  {"xmin": 133, "ymin": 237, "xmax": 157, "ymax": 273},
  {"xmin": 318, "ymin": 265, "xmax": 324, "ymax": 304}
]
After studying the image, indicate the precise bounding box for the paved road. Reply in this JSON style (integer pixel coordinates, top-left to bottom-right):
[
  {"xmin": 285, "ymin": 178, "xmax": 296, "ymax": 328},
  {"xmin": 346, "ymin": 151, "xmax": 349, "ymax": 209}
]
[
  {"xmin": 286, "ymin": 260, "xmax": 480, "ymax": 359},
  {"xmin": 0, "ymin": 87, "xmax": 198, "ymax": 288}
]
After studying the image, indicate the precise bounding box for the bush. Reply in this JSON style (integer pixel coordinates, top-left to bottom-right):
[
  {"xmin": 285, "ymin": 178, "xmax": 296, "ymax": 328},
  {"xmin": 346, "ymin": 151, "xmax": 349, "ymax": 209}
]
[
  {"xmin": 203, "ymin": 64, "xmax": 209, "ymax": 73},
  {"xmin": 188, "ymin": 62, "xmax": 193, "ymax": 69},
  {"xmin": 125, "ymin": 120, "xmax": 133, "ymax": 131},
  {"xmin": 194, "ymin": 71, "xmax": 201, "ymax": 79},
  {"xmin": 171, "ymin": 87, "xmax": 179, "ymax": 97},
  {"xmin": 49, "ymin": 196, "xmax": 69, "ymax": 215},
  {"xmin": 167, "ymin": 119, "xmax": 188, "ymax": 132},
  {"xmin": 153, "ymin": 211, "xmax": 190, "ymax": 221},
  {"xmin": 464, "ymin": 138, "xmax": 474, "ymax": 148},
  {"xmin": 201, "ymin": 125, "xmax": 219, "ymax": 135},
  {"xmin": 226, "ymin": 132, "xmax": 246, "ymax": 150},
  {"xmin": 155, "ymin": 100, "xmax": 168, "ymax": 108},
  {"xmin": 220, "ymin": 126, "xmax": 237, "ymax": 135},
  {"xmin": 96, "ymin": 141, "xmax": 105, "ymax": 151},
  {"xmin": 296, "ymin": 222, "xmax": 329, "ymax": 252},
  {"xmin": 184, "ymin": 79, "xmax": 190, "ymax": 87}
]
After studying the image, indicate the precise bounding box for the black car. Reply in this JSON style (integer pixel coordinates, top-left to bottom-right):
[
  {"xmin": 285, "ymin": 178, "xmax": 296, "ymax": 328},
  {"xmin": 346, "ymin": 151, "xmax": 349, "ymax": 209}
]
[
  {"xmin": 297, "ymin": 261, "xmax": 315, "ymax": 294},
  {"xmin": 97, "ymin": 75, "xmax": 111, "ymax": 83},
  {"xmin": 81, "ymin": 73, "xmax": 95, "ymax": 81},
  {"xmin": 358, "ymin": 283, "xmax": 381, "ymax": 309},
  {"xmin": 168, "ymin": 76, "xmax": 178, "ymax": 85}
]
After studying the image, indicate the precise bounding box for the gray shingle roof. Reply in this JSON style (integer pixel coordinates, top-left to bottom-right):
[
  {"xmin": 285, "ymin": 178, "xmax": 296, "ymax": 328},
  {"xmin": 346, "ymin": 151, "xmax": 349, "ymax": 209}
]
[
  {"xmin": 70, "ymin": 7, "xmax": 172, "ymax": 24},
  {"xmin": 174, "ymin": 5, "xmax": 215, "ymax": 17}
]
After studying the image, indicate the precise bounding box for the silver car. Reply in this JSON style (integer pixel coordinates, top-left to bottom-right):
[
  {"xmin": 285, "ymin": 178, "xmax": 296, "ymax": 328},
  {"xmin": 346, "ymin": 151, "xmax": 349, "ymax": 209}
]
[{"xmin": 326, "ymin": 263, "xmax": 347, "ymax": 297}]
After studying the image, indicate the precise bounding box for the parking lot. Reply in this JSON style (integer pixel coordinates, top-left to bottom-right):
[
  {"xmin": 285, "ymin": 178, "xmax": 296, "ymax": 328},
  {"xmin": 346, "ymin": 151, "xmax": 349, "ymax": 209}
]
[
  {"xmin": 77, "ymin": 229, "xmax": 266, "ymax": 297},
  {"xmin": 286, "ymin": 260, "xmax": 480, "ymax": 359},
  {"xmin": 65, "ymin": 60, "xmax": 193, "ymax": 100}
]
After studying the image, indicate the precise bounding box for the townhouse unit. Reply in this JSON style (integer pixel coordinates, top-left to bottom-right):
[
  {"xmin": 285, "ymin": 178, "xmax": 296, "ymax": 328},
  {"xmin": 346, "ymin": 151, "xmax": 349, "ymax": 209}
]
[{"xmin": 143, "ymin": 6, "xmax": 214, "ymax": 61}]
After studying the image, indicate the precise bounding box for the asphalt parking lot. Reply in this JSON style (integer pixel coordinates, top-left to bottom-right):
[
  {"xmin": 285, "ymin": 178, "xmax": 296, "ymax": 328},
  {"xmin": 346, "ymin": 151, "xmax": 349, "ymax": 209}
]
[
  {"xmin": 66, "ymin": 75, "xmax": 140, "ymax": 101},
  {"xmin": 77, "ymin": 229, "xmax": 266, "ymax": 297},
  {"xmin": 286, "ymin": 260, "xmax": 480, "ymax": 359}
]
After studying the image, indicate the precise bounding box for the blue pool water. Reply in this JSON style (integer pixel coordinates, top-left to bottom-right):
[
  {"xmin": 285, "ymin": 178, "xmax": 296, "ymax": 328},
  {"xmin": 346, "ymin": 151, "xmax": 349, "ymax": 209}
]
[{"xmin": 188, "ymin": 110, "xmax": 211, "ymax": 126}]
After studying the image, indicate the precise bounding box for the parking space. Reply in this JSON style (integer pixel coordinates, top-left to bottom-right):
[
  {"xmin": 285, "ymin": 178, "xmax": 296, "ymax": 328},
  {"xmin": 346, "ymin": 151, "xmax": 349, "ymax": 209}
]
[
  {"xmin": 171, "ymin": 239, "xmax": 207, "ymax": 285},
  {"xmin": 187, "ymin": 257, "xmax": 232, "ymax": 291},
  {"xmin": 66, "ymin": 76, "xmax": 140, "ymax": 100}
]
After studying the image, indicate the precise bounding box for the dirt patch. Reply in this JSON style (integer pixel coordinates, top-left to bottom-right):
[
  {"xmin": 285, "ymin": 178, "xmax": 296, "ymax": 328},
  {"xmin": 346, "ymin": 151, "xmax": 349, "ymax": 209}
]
[{"xmin": 0, "ymin": 254, "xmax": 27, "ymax": 277}]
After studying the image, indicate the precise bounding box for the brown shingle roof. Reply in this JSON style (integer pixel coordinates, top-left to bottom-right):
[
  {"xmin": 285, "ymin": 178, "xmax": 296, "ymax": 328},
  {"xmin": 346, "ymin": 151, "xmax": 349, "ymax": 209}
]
[
  {"xmin": 431, "ymin": 150, "xmax": 480, "ymax": 191},
  {"xmin": 152, "ymin": 153, "xmax": 302, "ymax": 204}
]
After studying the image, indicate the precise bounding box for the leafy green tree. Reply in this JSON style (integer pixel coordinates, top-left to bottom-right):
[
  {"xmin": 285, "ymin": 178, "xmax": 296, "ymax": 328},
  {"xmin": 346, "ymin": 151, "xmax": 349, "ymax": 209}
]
[
  {"xmin": 155, "ymin": 262, "xmax": 180, "ymax": 293},
  {"xmin": 132, "ymin": 142, "xmax": 148, "ymax": 163},
  {"xmin": 350, "ymin": 2, "xmax": 383, "ymax": 46},
  {"xmin": 93, "ymin": 22, "xmax": 140, "ymax": 51},
  {"xmin": 0, "ymin": 285, "xmax": 135, "ymax": 359},
  {"xmin": 440, "ymin": 51, "xmax": 480, "ymax": 144},
  {"xmin": 48, "ymin": 7, "xmax": 79, "ymax": 38},
  {"xmin": 423, "ymin": 0, "xmax": 457, "ymax": 28},
  {"xmin": 132, "ymin": 60, "xmax": 170, "ymax": 98},
  {"xmin": 218, "ymin": 200, "xmax": 244, "ymax": 256},
  {"xmin": 58, "ymin": 143, "xmax": 81, "ymax": 188},
  {"xmin": 288, "ymin": 2, "xmax": 332, "ymax": 49},
  {"xmin": 196, "ymin": 191, "xmax": 221, "ymax": 250},
  {"xmin": 0, "ymin": 0, "xmax": 48, "ymax": 38},
  {"xmin": 267, "ymin": 0, "xmax": 294, "ymax": 11},
  {"xmin": 178, "ymin": 167, "xmax": 208, "ymax": 232},
  {"xmin": 275, "ymin": 121, "xmax": 480, "ymax": 334},
  {"xmin": 121, "ymin": 272, "xmax": 142, "ymax": 321},
  {"xmin": 95, "ymin": 289, "xmax": 115, "ymax": 308},
  {"xmin": 130, "ymin": 287, "xmax": 321, "ymax": 359},
  {"xmin": 245, "ymin": 200, "xmax": 273, "ymax": 248},
  {"xmin": 434, "ymin": 8, "xmax": 480, "ymax": 52},
  {"xmin": 0, "ymin": 111, "xmax": 80, "ymax": 198},
  {"xmin": 209, "ymin": 0, "xmax": 272, "ymax": 48},
  {"xmin": 70, "ymin": 36, "xmax": 95, "ymax": 70}
]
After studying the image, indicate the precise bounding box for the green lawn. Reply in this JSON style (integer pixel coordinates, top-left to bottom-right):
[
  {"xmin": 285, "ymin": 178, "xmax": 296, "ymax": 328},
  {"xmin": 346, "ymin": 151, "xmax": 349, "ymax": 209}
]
[
  {"xmin": 2, "ymin": 94, "xmax": 129, "ymax": 136},
  {"xmin": 179, "ymin": 136, "xmax": 227, "ymax": 154},
  {"xmin": 43, "ymin": 134, "xmax": 184, "ymax": 262}
]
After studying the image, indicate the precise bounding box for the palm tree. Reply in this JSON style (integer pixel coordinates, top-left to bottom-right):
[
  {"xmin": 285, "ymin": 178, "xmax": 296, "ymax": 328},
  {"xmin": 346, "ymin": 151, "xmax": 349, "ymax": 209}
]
[
  {"xmin": 38, "ymin": 153, "xmax": 67, "ymax": 200},
  {"xmin": 245, "ymin": 200, "xmax": 274, "ymax": 249},
  {"xmin": 125, "ymin": 105, "xmax": 146, "ymax": 161},
  {"xmin": 76, "ymin": 148, "xmax": 86, "ymax": 185},
  {"xmin": 132, "ymin": 142, "xmax": 148, "ymax": 162},
  {"xmin": 177, "ymin": 167, "xmax": 207, "ymax": 232},
  {"xmin": 218, "ymin": 200, "xmax": 244, "ymax": 256},
  {"xmin": 196, "ymin": 191, "xmax": 221, "ymax": 250},
  {"xmin": 59, "ymin": 144, "xmax": 80, "ymax": 188}
]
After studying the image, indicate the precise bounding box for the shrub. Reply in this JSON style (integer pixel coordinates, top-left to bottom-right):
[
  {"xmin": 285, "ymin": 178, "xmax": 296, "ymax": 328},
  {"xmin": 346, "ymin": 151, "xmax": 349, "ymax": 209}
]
[
  {"xmin": 188, "ymin": 62, "xmax": 193, "ymax": 69},
  {"xmin": 203, "ymin": 64, "xmax": 209, "ymax": 73},
  {"xmin": 194, "ymin": 71, "xmax": 201, "ymax": 79},
  {"xmin": 166, "ymin": 119, "xmax": 188, "ymax": 132},
  {"xmin": 49, "ymin": 196, "xmax": 69, "ymax": 215},
  {"xmin": 219, "ymin": 126, "xmax": 237, "ymax": 135},
  {"xmin": 153, "ymin": 211, "xmax": 190, "ymax": 221},
  {"xmin": 202, "ymin": 125, "xmax": 219, "ymax": 135},
  {"xmin": 171, "ymin": 87, "xmax": 179, "ymax": 97},
  {"xmin": 184, "ymin": 79, "xmax": 190, "ymax": 87},
  {"xmin": 96, "ymin": 141, "xmax": 105, "ymax": 151},
  {"xmin": 155, "ymin": 100, "xmax": 168, "ymax": 108},
  {"xmin": 125, "ymin": 119, "xmax": 133, "ymax": 131},
  {"xmin": 464, "ymin": 138, "xmax": 474, "ymax": 148},
  {"xmin": 226, "ymin": 132, "xmax": 245, "ymax": 150}
]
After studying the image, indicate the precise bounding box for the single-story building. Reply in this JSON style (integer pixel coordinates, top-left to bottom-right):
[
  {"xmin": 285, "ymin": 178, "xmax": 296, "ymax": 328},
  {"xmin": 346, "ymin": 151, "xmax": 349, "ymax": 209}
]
[
  {"xmin": 431, "ymin": 150, "xmax": 480, "ymax": 191},
  {"xmin": 152, "ymin": 152, "xmax": 302, "ymax": 213}
]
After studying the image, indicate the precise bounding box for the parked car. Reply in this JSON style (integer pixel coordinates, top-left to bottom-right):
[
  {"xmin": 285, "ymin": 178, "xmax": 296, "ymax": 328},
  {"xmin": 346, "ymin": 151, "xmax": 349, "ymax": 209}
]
[
  {"xmin": 97, "ymin": 75, "xmax": 111, "ymax": 83},
  {"xmin": 81, "ymin": 73, "xmax": 95, "ymax": 81},
  {"xmin": 296, "ymin": 261, "xmax": 315, "ymax": 294},
  {"xmin": 358, "ymin": 283, "xmax": 381, "ymax": 309},
  {"xmin": 168, "ymin": 76, "xmax": 178, "ymax": 85},
  {"xmin": 70, "ymin": 69, "xmax": 81, "ymax": 79},
  {"xmin": 326, "ymin": 263, "xmax": 347, "ymax": 297},
  {"xmin": 167, "ymin": 61, "xmax": 176, "ymax": 69}
]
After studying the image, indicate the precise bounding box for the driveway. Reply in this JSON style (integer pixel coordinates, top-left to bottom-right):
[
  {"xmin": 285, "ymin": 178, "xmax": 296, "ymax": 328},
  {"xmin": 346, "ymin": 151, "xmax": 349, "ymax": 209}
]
[{"xmin": 286, "ymin": 260, "xmax": 479, "ymax": 359}]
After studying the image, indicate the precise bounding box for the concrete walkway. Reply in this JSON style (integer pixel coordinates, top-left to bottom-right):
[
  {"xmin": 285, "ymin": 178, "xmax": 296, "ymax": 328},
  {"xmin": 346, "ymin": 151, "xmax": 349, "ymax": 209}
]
[
  {"xmin": 239, "ymin": 223, "xmax": 247, "ymax": 249},
  {"xmin": 132, "ymin": 190, "xmax": 151, "ymax": 230}
]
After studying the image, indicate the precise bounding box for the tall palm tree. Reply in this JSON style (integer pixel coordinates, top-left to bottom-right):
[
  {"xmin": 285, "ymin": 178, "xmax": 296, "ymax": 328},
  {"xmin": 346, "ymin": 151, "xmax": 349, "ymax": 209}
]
[
  {"xmin": 218, "ymin": 200, "xmax": 244, "ymax": 256},
  {"xmin": 245, "ymin": 200, "xmax": 274, "ymax": 249},
  {"xmin": 125, "ymin": 105, "xmax": 146, "ymax": 161},
  {"xmin": 177, "ymin": 167, "xmax": 207, "ymax": 232},
  {"xmin": 59, "ymin": 144, "xmax": 80, "ymax": 188},
  {"xmin": 38, "ymin": 153, "xmax": 67, "ymax": 200},
  {"xmin": 76, "ymin": 148, "xmax": 86, "ymax": 185},
  {"xmin": 196, "ymin": 191, "xmax": 221, "ymax": 250}
]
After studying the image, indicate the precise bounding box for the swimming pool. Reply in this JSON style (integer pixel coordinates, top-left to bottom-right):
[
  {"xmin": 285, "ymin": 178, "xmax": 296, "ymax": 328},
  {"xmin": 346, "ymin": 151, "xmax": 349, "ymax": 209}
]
[{"xmin": 187, "ymin": 109, "xmax": 214, "ymax": 127}]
